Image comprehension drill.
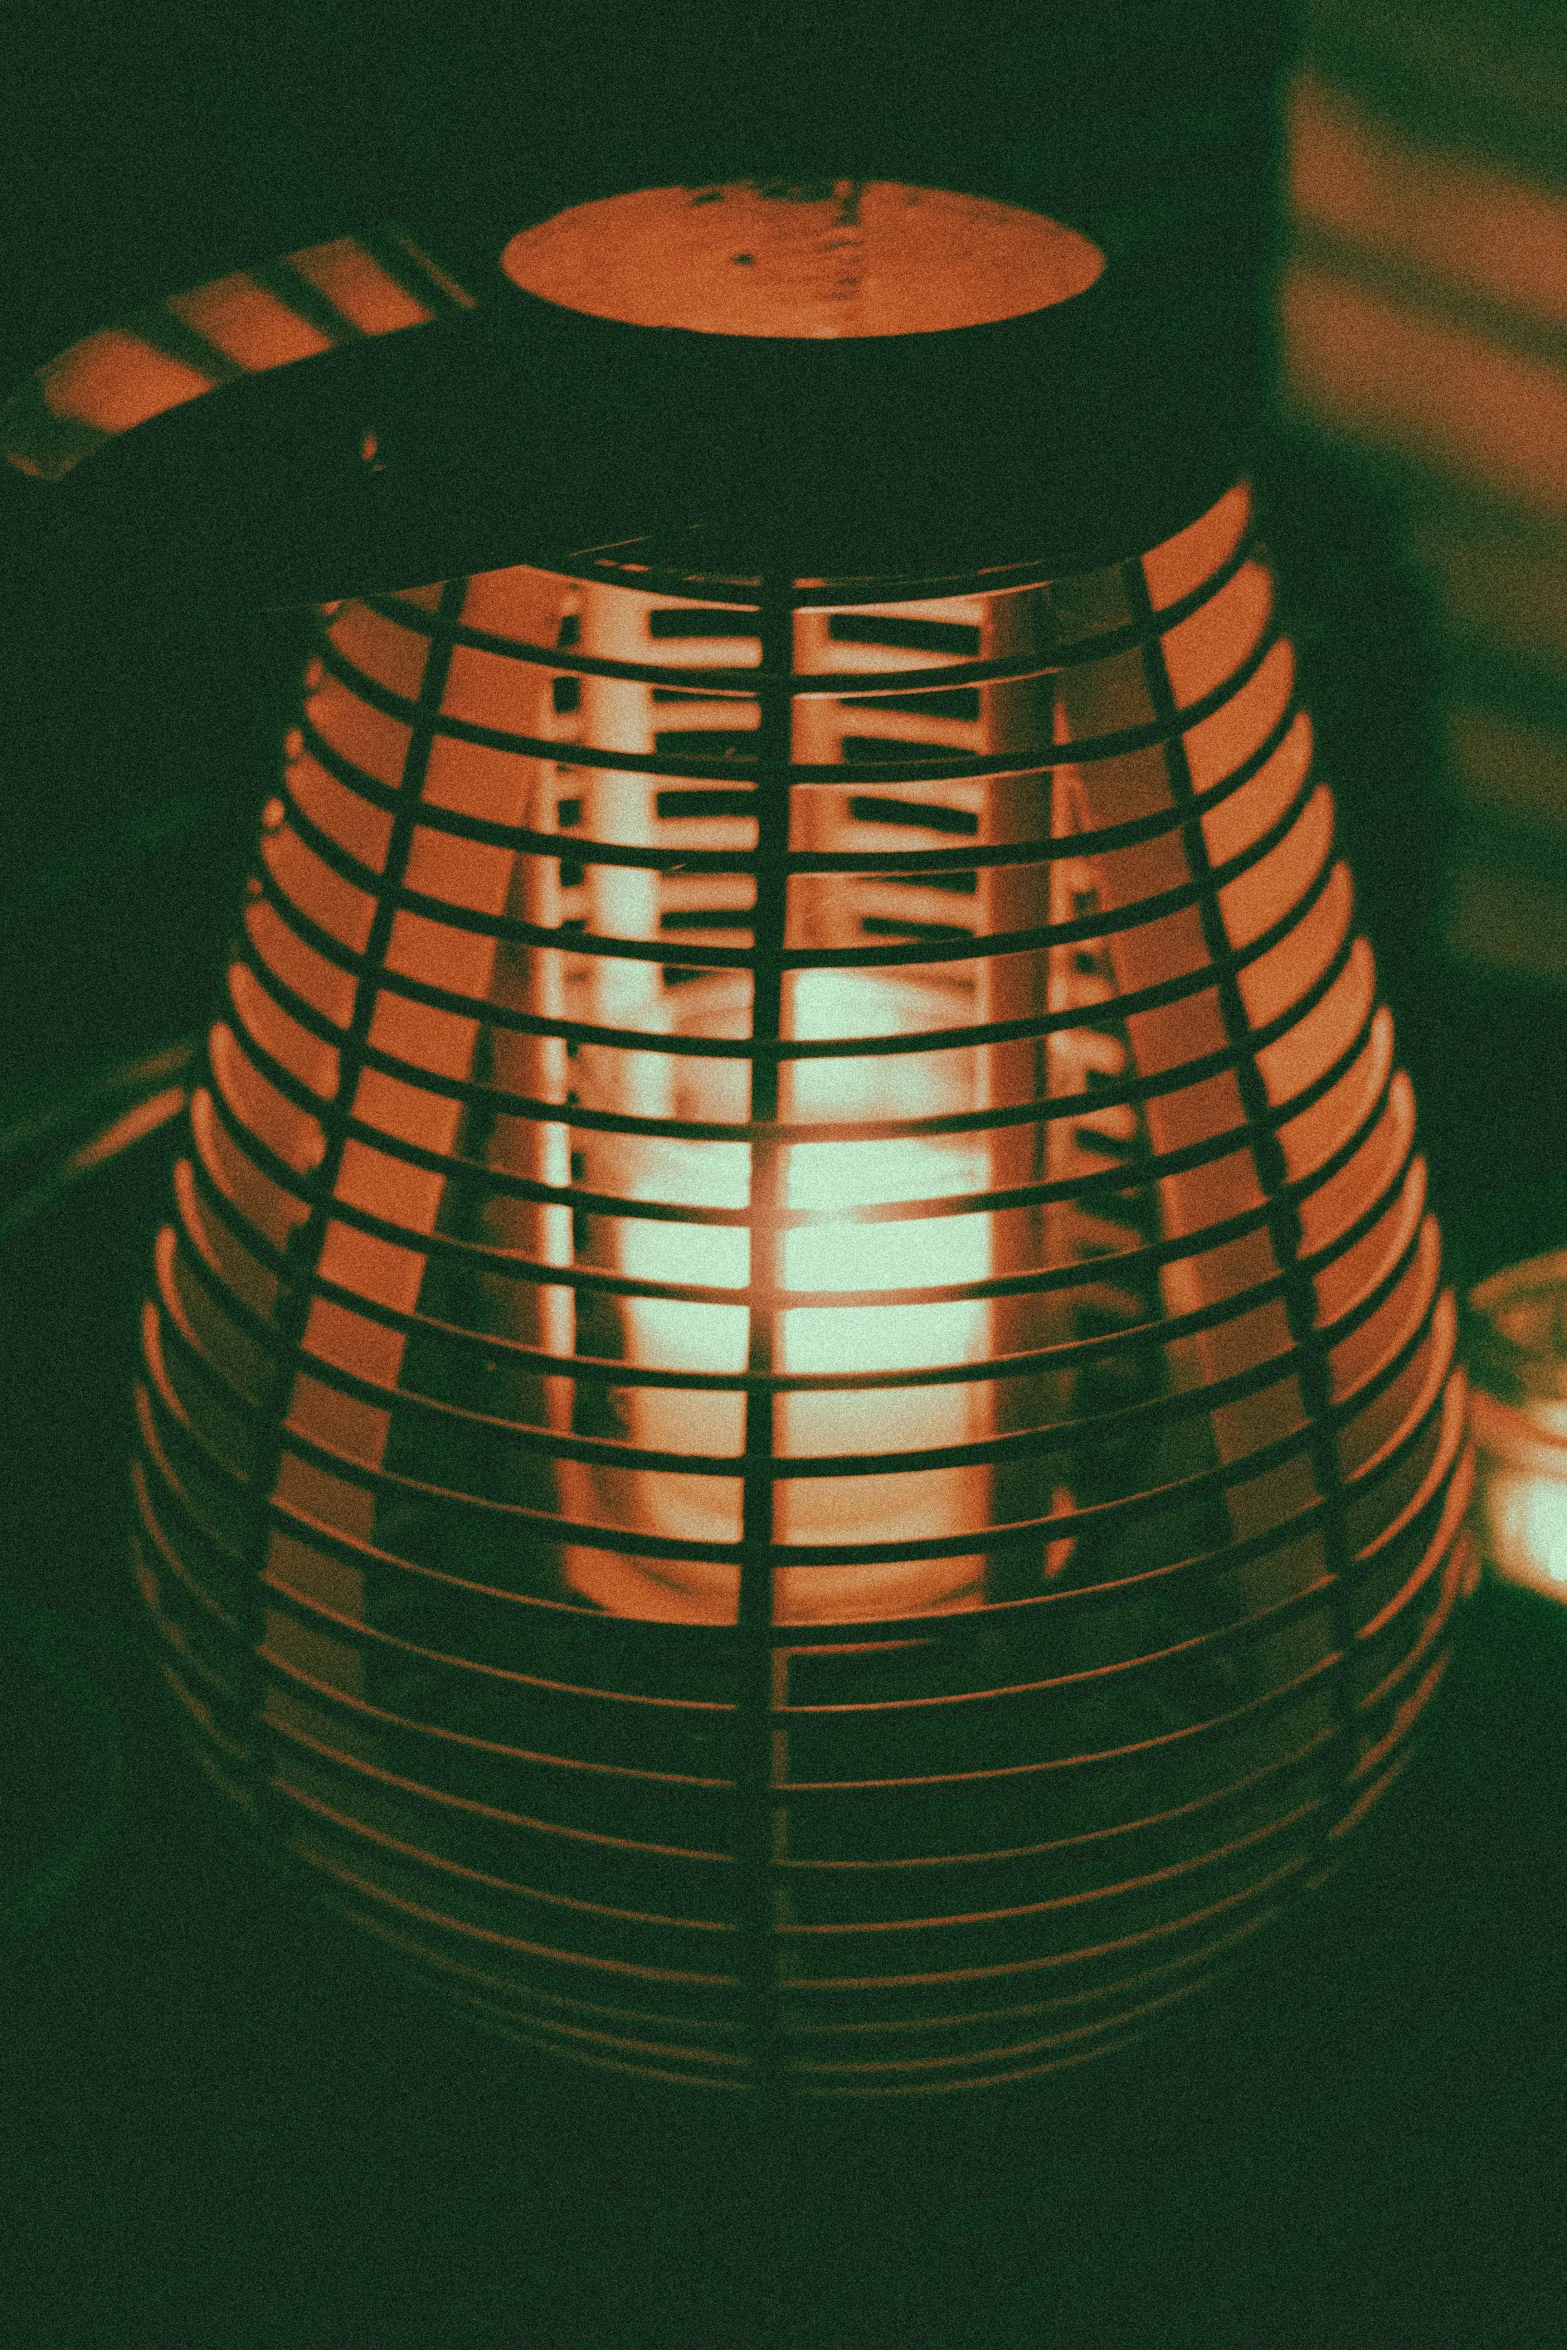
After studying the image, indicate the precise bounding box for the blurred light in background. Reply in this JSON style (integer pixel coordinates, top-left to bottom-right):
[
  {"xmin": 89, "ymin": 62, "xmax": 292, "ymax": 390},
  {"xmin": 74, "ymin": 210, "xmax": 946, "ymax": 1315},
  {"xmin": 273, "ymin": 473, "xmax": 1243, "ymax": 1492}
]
[
  {"xmin": 1283, "ymin": 0, "xmax": 1567, "ymax": 990},
  {"xmin": 1468, "ymin": 1251, "xmax": 1567, "ymax": 1596}
]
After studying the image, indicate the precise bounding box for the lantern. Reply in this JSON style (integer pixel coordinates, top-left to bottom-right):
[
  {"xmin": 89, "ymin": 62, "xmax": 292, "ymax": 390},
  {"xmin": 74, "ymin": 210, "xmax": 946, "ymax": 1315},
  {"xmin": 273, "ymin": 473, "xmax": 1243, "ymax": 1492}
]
[{"xmin": 6, "ymin": 178, "xmax": 1473, "ymax": 2100}]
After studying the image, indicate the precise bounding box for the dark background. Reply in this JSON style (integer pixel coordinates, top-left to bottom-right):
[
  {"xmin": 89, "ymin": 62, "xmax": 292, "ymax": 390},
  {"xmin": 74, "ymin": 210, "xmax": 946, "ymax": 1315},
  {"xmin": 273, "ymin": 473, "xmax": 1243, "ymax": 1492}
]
[{"xmin": 4, "ymin": 5, "xmax": 1567, "ymax": 2343}]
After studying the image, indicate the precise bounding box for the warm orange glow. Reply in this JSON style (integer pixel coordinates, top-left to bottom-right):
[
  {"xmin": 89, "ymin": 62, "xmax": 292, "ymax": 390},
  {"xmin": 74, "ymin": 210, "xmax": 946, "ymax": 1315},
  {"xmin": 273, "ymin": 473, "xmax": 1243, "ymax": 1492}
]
[
  {"xmin": 134, "ymin": 475, "xmax": 1468, "ymax": 2098},
  {"xmin": 1283, "ymin": 62, "xmax": 1567, "ymax": 999},
  {"xmin": 1468, "ymin": 1253, "xmax": 1567, "ymax": 1597},
  {"xmin": 1290, "ymin": 72, "xmax": 1567, "ymax": 339},
  {"xmin": 284, "ymin": 238, "xmax": 436, "ymax": 334},
  {"xmin": 1282, "ymin": 262, "xmax": 1567, "ymax": 526},
  {"xmin": 150, "ymin": 473, "xmax": 1460, "ymax": 1650},
  {"xmin": 1471, "ymin": 1388, "xmax": 1567, "ymax": 1594},
  {"xmin": 1282, "ymin": 72, "xmax": 1567, "ymax": 530},
  {"xmin": 166, "ymin": 488, "xmax": 1457, "ymax": 1644},
  {"xmin": 2, "ymin": 231, "xmax": 470, "ymax": 483},
  {"xmin": 503, "ymin": 182, "xmax": 1105, "ymax": 337},
  {"xmin": 169, "ymin": 274, "xmax": 335, "ymax": 370},
  {"xmin": 39, "ymin": 329, "xmax": 214, "ymax": 438}
]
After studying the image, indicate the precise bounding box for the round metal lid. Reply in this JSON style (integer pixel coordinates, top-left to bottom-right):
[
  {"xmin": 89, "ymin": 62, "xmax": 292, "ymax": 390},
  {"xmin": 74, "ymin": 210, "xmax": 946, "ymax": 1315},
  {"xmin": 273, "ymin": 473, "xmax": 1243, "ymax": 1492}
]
[{"xmin": 501, "ymin": 181, "xmax": 1106, "ymax": 337}]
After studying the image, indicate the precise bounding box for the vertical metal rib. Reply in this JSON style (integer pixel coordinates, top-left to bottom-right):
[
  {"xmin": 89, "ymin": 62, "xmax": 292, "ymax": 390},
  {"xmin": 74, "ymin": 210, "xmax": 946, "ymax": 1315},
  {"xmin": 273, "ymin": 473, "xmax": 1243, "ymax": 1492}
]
[{"xmin": 736, "ymin": 572, "xmax": 796, "ymax": 2100}]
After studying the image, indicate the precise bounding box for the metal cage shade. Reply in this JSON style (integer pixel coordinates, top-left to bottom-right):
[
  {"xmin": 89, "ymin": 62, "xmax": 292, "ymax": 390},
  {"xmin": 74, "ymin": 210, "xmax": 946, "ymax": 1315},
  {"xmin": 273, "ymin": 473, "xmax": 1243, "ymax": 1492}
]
[{"xmin": 131, "ymin": 472, "xmax": 1473, "ymax": 2098}]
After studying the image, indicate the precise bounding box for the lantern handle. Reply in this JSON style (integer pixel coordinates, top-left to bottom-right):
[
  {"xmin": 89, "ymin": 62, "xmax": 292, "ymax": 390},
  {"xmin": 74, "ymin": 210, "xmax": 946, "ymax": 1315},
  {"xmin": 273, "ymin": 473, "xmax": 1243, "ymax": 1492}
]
[{"xmin": 0, "ymin": 225, "xmax": 474, "ymax": 486}]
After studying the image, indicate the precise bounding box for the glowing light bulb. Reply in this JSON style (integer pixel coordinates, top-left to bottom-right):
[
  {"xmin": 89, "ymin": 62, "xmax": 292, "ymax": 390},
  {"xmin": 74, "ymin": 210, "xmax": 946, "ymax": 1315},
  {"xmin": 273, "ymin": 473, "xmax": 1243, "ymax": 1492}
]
[{"xmin": 594, "ymin": 968, "xmax": 994, "ymax": 1624}]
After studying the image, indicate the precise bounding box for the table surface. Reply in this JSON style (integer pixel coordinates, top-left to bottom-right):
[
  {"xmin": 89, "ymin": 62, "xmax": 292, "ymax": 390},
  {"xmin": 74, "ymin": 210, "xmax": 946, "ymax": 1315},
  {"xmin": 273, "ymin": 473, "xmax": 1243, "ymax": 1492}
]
[{"xmin": 5, "ymin": 1120, "xmax": 1567, "ymax": 2350}]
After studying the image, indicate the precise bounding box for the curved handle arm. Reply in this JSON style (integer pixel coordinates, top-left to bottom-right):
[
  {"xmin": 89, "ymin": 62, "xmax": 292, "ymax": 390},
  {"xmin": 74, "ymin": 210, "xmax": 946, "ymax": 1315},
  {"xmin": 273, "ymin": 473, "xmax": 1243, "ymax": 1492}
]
[{"xmin": 2, "ymin": 225, "xmax": 473, "ymax": 484}]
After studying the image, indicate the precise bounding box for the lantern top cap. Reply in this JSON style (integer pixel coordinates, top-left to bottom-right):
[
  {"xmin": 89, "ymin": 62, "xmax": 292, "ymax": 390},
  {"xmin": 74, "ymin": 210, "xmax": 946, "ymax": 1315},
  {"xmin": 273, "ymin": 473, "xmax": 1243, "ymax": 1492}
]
[
  {"xmin": 502, "ymin": 182, "xmax": 1105, "ymax": 340},
  {"xmin": 5, "ymin": 187, "xmax": 1250, "ymax": 613}
]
